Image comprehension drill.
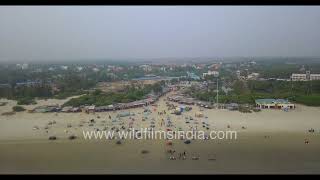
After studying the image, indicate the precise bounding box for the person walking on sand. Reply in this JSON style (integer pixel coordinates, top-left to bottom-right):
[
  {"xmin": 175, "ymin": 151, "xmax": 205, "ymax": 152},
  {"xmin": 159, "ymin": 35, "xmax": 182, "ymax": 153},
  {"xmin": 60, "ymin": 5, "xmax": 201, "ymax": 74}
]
[{"xmin": 170, "ymin": 150, "xmax": 175, "ymax": 155}]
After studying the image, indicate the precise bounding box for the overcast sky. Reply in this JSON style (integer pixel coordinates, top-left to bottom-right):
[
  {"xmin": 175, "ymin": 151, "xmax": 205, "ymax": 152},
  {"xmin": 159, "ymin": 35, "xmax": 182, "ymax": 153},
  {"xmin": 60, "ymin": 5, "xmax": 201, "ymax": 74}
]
[{"xmin": 0, "ymin": 6, "xmax": 320, "ymax": 61}]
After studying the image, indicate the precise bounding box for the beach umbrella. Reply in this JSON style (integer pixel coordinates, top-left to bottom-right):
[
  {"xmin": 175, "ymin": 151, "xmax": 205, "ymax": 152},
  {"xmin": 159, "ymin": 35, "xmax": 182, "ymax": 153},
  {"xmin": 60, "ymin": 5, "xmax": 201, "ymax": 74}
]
[
  {"xmin": 48, "ymin": 136, "xmax": 57, "ymax": 140},
  {"xmin": 68, "ymin": 135, "xmax": 77, "ymax": 140},
  {"xmin": 141, "ymin": 150, "xmax": 149, "ymax": 154}
]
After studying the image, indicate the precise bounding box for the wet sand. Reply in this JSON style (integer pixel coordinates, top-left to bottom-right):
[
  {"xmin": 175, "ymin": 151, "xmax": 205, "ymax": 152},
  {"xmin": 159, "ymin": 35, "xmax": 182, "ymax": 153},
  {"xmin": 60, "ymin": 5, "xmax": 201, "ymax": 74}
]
[
  {"xmin": 1, "ymin": 93, "xmax": 320, "ymax": 174},
  {"xmin": 1, "ymin": 133, "xmax": 320, "ymax": 174}
]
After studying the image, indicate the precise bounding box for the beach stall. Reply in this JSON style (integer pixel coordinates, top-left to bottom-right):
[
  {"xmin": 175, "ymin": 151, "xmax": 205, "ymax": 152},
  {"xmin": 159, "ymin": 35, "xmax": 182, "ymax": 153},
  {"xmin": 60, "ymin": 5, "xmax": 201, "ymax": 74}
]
[
  {"xmin": 195, "ymin": 111, "xmax": 204, "ymax": 118},
  {"xmin": 61, "ymin": 106, "xmax": 73, "ymax": 113},
  {"xmin": 33, "ymin": 106, "xmax": 48, "ymax": 113},
  {"xmin": 88, "ymin": 106, "xmax": 95, "ymax": 113},
  {"xmin": 179, "ymin": 105, "xmax": 186, "ymax": 112},
  {"xmin": 255, "ymin": 99, "xmax": 295, "ymax": 109},
  {"xmin": 71, "ymin": 107, "xmax": 81, "ymax": 112},
  {"xmin": 226, "ymin": 103, "xmax": 239, "ymax": 111},
  {"xmin": 172, "ymin": 107, "xmax": 182, "ymax": 115},
  {"xmin": 32, "ymin": 105, "xmax": 60, "ymax": 113},
  {"xmin": 117, "ymin": 111, "xmax": 134, "ymax": 117},
  {"xmin": 175, "ymin": 110, "xmax": 181, "ymax": 115}
]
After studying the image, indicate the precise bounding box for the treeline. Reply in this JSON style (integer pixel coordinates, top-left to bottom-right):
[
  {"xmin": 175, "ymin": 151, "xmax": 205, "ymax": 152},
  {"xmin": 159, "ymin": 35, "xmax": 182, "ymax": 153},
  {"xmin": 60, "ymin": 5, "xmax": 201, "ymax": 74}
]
[
  {"xmin": 0, "ymin": 68, "xmax": 169, "ymax": 105},
  {"xmin": 188, "ymin": 80, "xmax": 320, "ymax": 106},
  {"xmin": 237, "ymin": 61, "xmax": 320, "ymax": 79},
  {"xmin": 0, "ymin": 72, "xmax": 96, "ymax": 104},
  {"xmin": 0, "ymin": 84, "xmax": 52, "ymax": 105},
  {"xmin": 63, "ymin": 81, "xmax": 166, "ymax": 107},
  {"xmin": 53, "ymin": 73, "xmax": 96, "ymax": 99}
]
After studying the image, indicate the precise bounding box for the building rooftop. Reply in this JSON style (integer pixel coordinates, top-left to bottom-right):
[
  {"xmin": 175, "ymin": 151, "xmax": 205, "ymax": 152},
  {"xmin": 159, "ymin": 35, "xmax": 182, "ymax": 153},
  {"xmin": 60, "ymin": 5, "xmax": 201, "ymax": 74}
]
[{"xmin": 255, "ymin": 99, "xmax": 290, "ymax": 104}]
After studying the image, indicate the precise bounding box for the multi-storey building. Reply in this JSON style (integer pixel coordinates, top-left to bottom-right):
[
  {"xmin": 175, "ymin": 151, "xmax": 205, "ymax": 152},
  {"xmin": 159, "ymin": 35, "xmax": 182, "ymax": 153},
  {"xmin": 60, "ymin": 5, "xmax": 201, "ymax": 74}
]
[{"xmin": 291, "ymin": 71, "xmax": 320, "ymax": 81}]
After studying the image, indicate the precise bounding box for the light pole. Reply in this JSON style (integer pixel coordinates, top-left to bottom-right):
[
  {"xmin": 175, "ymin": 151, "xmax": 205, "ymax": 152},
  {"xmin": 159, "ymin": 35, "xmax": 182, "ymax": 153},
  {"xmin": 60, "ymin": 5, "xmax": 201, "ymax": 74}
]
[{"xmin": 216, "ymin": 77, "xmax": 219, "ymax": 109}]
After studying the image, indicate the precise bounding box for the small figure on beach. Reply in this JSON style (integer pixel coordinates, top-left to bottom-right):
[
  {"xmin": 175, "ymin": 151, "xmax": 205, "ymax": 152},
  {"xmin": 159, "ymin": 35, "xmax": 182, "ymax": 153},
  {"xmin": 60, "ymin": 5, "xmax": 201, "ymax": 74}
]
[
  {"xmin": 305, "ymin": 139, "xmax": 309, "ymax": 144},
  {"xmin": 308, "ymin": 128, "xmax": 315, "ymax": 133},
  {"xmin": 192, "ymin": 156, "xmax": 200, "ymax": 160},
  {"xmin": 48, "ymin": 136, "xmax": 57, "ymax": 140},
  {"xmin": 68, "ymin": 135, "xmax": 77, "ymax": 140},
  {"xmin": 167, "ymin": 149, "xmax": 175, "ymax": 155}
]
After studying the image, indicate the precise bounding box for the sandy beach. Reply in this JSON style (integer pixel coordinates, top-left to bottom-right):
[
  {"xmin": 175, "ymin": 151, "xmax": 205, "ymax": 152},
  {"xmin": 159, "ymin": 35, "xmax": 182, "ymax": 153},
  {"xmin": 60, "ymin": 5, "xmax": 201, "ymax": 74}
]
[{"xmin": 1, "ymin": 93, "xmax": 320, "ymax": 174}]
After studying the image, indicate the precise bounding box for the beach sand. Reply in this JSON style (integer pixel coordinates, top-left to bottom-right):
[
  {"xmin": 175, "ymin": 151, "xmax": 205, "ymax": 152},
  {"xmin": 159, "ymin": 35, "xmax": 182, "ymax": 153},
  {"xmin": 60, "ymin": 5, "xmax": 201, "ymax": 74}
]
[{"xmin": 1, "ymin": 93, "xmax": 320, "ymax": 174}]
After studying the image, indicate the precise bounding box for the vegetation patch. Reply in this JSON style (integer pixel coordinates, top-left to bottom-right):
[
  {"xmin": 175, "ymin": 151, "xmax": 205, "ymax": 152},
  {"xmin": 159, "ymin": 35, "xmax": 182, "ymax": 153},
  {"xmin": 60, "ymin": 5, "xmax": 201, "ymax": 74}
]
[
  {"xmin": 1, "ymin": 111, "xmax": 15, "ymax": 116},
  {"xmin": 12, "ymin": 105, "xmax": 26, "ymax": 112},
  {"xmin": 17, "ymin": 97, "xmax": 37, "ymax": 105},
  {"xmin": 63, "ymin": 82, "xmax": 165, "ymax": 107},
  {"xmin": 293, "ymin": 95, "xmax": 320, "ymax": 106}
]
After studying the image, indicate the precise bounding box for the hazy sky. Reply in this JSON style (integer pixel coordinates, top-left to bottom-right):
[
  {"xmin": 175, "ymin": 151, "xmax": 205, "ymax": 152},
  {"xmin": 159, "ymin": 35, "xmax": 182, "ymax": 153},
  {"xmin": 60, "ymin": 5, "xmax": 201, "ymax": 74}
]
[{"xmin": 0, "ymin": 6, "xmax": 320, "ymax": 61}]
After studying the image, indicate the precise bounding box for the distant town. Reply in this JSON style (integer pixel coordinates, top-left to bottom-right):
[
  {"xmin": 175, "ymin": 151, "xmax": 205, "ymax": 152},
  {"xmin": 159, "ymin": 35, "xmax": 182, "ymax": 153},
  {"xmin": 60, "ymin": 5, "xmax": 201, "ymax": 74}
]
[{"xmin": 1, "ymin": 57, "xmax": 320, "ymax": 114}]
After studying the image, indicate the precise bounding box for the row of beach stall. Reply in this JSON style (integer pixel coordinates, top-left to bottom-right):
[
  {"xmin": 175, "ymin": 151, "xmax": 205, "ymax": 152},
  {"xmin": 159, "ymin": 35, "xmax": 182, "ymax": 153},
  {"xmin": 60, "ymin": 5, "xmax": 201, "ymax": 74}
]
[
  {"xmin": 31, "ymin": 98, "xmax": 156, "ymax": 114},
  {"xmin": 167, "ymin": 94, "xmax": 242, "ymax": 110},
  {"xmin": 167, "ymin": 95, "xmax": 214, "ymax": 109},
  {"xmin": 31, "ymin": 88, "xmax": 171, "ymax": 113}
]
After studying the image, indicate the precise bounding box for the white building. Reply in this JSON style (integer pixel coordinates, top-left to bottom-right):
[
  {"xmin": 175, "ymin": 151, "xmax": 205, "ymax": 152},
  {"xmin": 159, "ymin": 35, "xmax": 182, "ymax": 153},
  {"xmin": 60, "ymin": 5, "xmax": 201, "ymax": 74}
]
[
  {"xmin": 236, "ymin": 70, "xmax": 241, "ymax": 78},
  {"xmin": 291, "ymin": 71, "xmax": 320, "ymax": 81},
  {"xmin": 310, "ymin": 74, "xmax": 320, "ymax": 80},
  {"xmin": 249, "ymin": 60, "xmax": 256, "ymax": 65},
  {"xmin": 16, "ymin": 63, "xmax": 29, "ymax": 70},
  {"xmin": 291, "ymin": 73, "xmax": 307, "ymax": 81},
  {"xmin": 140, "ymin": 65, "xmax": 152, "ymax": 72},
  {"xmin": 203, "ymin": 70, "xmax": 219, "ymax": 78},
  {"xmin": 247, "ymin": 73, "xmax": 260, "ymax": 80},
  {"xmin": 93, "ymin": 67, "xmax": 100, "ymax": 72},
  {"xmin": 76, "ymin": 66, "xmax": 83, "ymax": 71},
  {"xmin": 21, "ymin": 63, "xmax": 29, "ymax": 70},
  {"xmin": 61, "ymin": 66, "xmax": 68, "ymax": 70}
]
